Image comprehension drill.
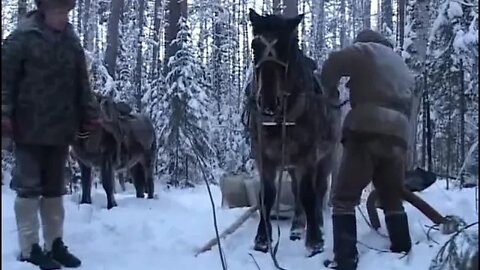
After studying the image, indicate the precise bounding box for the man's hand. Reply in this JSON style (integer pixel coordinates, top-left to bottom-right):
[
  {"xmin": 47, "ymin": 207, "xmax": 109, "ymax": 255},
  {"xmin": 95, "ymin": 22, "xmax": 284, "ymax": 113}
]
[{"xmin": 81, "ymin": 118, "xmax": 102, "ymax": 131}]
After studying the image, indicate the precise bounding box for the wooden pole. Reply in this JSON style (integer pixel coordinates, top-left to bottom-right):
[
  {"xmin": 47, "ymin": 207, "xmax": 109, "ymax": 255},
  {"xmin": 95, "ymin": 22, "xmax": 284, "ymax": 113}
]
[{"xmin": 195, "ymin": 205, "xmax": 258, "ymax": 256}]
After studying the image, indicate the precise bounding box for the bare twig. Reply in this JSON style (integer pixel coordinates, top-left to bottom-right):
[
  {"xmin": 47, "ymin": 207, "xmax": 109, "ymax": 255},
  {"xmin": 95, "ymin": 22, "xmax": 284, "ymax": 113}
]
[
  {"xmin": 432, "ymin": 221, "xmax": 478, "ymax": 267},
  {"xmin": 419, "ymin": 222, "xmax": 440, "ymax": 245}
]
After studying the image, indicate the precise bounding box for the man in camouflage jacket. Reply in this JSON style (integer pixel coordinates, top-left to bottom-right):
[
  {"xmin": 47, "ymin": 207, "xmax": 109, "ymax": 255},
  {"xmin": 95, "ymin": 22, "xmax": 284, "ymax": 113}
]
[
  {"xmin": 320, "ymin": 30, "xmax": 414, "ymax": 270},
  {"xmin": 1, "ymin": 0, "xmax": 99, "ymax": 269}
]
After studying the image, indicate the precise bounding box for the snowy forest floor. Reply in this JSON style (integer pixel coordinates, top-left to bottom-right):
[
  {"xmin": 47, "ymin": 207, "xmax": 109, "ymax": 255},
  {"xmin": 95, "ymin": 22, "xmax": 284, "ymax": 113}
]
[{"xmin": 1, "ymin": 178, "xmax": 478, "ymax": 270}]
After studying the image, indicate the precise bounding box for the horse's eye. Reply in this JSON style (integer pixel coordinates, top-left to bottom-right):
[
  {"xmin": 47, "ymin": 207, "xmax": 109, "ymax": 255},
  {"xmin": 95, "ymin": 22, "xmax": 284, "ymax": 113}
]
[{"xmin": 252, "ymin": 39, "xmax": 262, "ymax": 52}]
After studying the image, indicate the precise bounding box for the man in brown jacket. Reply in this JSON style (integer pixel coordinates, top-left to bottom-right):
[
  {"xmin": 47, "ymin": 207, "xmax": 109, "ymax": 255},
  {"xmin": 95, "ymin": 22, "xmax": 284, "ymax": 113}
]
[
  {"xmin": 320, "ymin": 30, "xmax": 414, "ymax": 270},
  {"xmin": 2, "ymin": 0, "xmax": 100, "ymax": 269}
]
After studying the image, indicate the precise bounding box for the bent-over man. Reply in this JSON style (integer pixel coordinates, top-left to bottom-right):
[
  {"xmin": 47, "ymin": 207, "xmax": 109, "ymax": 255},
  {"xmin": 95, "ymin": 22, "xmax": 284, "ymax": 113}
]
[{"xmin": 320, "ymin": 29, "xmax": 414, "ymax": 270}]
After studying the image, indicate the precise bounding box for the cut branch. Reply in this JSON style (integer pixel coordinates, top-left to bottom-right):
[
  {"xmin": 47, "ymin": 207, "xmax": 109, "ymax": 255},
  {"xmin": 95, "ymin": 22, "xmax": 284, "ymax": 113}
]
[{"xmin": 195, "ymin": 205, "xmax": 258, "ymax": 256}]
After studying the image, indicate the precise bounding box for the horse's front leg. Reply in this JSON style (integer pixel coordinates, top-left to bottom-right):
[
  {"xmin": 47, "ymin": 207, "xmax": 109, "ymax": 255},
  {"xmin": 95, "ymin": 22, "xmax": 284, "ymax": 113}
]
[
  {"xmin": 101, "ymin": 156, "xmax": 118, "ymax": 209},
  {"xmin": 254, "ymin": 159, "xmax": 277, "ymax": 253},
  {"xmin": 289, "ymin": 168, "xmax": 306, "ymax": 241},
  {"xmin": 298, "ymin": 163, "xmax": 326, "ymax": 257},
  {"xmin": 144, "ymin": 149, "xmax": 155, "ymax": 199},
  {"xmin": 130, "ymin": 164, "xmax": 145, "ymax": 198},
  {"xmin": 79, "ymin": 162, "xmax": 93, "ymax": 204},
  {"xmin": 145, "ymin": 167, "xmax": 155, "ymax": 199}
]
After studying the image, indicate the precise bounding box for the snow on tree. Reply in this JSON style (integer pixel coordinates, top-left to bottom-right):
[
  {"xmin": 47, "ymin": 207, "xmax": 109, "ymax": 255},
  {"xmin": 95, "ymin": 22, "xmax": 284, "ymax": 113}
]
[
  {"xmin": 427, "ymin": 0, "xmax": 478, "ymax": 176},
  {"xmin": 159, "ymin": 17, "xmax": 216, "ymax": 187}
]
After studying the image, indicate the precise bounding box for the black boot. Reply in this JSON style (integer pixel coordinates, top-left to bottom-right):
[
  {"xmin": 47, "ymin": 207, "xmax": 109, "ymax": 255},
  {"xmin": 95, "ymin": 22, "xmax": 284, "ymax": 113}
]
[
  {"xmin": 19, "ymin": 244, "xmax": 61, "ymax": 270},
  {"xmin": 47, "ymin": 238, "xmax": 82, "ymax": 268},
  {"xmin": 385, "ymin": 212, "xmax": 412, "ymax": 253},
  {"xmin": 326, "ymin": 214, "xmax": 359, "ymax": 270}
]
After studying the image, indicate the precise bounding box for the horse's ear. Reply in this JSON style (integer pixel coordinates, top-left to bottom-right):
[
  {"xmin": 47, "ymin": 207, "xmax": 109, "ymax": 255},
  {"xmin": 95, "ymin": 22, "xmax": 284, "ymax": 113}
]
[
  {"xmin": 287, "ymin": 13, "xmax": 304, "ymax": 30},
  {"xmin": 249, "ymin": 8, "xmax": 262, "ymax": 25}
]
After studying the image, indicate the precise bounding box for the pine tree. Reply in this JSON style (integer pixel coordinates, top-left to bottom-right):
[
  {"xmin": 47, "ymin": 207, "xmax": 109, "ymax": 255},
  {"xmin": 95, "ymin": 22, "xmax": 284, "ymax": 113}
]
[{"xmin": 161, "ymin": 17, "xmax": 216, "ymax": 187}]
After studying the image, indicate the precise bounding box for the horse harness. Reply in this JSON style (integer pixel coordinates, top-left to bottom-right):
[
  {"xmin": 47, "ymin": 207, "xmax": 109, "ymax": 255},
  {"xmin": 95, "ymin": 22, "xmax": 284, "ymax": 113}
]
[
  {"xmin": 244, "ymin": 34, "xmax": 346, "ymax": 131},
  {"xmin": 75, "ymin": 97, "xmax": 136, "ymax": 166}
]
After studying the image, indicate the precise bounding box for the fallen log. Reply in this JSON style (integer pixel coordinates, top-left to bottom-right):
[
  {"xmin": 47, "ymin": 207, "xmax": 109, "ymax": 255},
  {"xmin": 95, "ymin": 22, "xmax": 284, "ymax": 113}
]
[
  {"xmin": 195, "ymin": 205, "xmax": 259, "ymax": 257},
  {"xmin": 366, "ymin": 188, "xmax": 447, "ymax": 231}
]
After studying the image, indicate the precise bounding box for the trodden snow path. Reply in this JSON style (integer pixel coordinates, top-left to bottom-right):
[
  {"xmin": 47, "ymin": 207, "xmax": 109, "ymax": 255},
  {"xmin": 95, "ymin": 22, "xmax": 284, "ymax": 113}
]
[{"xmin": 2, "ymin": 180, "xmax": 478, "ymax": 270}]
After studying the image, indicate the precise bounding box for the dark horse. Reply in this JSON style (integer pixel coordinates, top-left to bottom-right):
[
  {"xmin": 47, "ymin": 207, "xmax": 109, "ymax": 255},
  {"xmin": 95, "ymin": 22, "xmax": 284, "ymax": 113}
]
[
  {"xmin": 245, "ymin": 9, "xmax": 341, "ymax": 257},
  {"xmin": 71, "ymin": 94, "xmax": 157, "ymax": 209}
]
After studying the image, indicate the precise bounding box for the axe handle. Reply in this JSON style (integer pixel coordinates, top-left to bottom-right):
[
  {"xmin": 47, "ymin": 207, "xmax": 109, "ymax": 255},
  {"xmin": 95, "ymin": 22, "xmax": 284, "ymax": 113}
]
[
  {"xmin": 366, "ymin": 188, "xmax": 447, "ymax": 229},
  {"xmin": 402, "ymin": 189, "xmax": 447, "ymax": 224},
  {"xmin": 366, "ymin": 190, "xmax": 381, "ymax": 230}
]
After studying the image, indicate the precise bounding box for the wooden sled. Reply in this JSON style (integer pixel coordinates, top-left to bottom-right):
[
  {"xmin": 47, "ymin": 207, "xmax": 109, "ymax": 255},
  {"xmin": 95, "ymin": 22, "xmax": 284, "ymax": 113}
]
[
  {"xmin": 218, "ymin": 171, "xmax": 296, "ymax": 219},
  {"xmin": 195, "ymin": 172, "xmax": 297, "ymax": 256}
]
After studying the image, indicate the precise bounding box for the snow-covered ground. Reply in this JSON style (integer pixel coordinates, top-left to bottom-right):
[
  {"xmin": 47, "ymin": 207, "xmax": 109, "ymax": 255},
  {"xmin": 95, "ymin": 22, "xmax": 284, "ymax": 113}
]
[{"xmin": 2, "ymin": 179, "xmax": 478, "ymax": 270}]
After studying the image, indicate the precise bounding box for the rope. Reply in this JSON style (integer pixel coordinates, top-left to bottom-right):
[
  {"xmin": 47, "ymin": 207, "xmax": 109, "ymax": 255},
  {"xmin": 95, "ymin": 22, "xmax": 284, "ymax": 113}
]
[
  {"xmin": 186, "ymin": 135, "xmax": 228, "ymax": 270},
  {"xmin": 272, "ymin": 92, "xmax": 290, "ymax": 261},
  {"xmin": 253, "ymin": 56, "xmax": 288, "ymax": 269}
]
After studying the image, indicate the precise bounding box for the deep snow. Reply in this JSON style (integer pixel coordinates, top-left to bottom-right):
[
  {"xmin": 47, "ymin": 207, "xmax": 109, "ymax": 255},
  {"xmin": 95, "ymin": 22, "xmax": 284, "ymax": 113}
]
[{"xmin": 1, "ymin": 179, "xmax": 478, "ymax": 270}]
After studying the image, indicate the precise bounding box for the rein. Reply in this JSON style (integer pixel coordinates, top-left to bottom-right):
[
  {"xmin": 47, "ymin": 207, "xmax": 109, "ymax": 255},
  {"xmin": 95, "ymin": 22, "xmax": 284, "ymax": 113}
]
[{"xmin": 252, "ymin": 33, "xmax": 294, "ymax": 270}]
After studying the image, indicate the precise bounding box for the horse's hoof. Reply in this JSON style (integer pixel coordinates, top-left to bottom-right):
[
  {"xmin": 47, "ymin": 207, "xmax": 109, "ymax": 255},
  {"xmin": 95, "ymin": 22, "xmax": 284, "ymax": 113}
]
[
  {"xmin": 253, "ymin": 242, "xmax": 269, "ymax": 253},
  {"xmin": 290, "ymin": 229, "xmax": 303, "ymax": 241},
  {"xmin": 290, "ymin": 234, "xmax": 302, "ymax": 241},
  {"xmin": 107, "ymin": 201, "xmax": 118, "ymax": 210},
  {"xmin": 147, "ymin": 194, "xmax": 154, "ymax": 199},
  {"xmin": 253, "ymin": 236, "xmax": 270, "ymax": 253},
  {"xmin": 306, "ymin": 243, "xmax": 324, "ymax": 258},
  {"xmin": 80, "ymin": 199, "xmax": 92, "ymax": 205},
  {"xmin": 136, "ymin": 193, "xmax": 145, "ymax": 198}
]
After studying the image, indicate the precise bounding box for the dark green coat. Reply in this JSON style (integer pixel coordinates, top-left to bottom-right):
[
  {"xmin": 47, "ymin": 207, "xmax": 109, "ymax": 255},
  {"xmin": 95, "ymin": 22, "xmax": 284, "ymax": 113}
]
[{"xmin": 1, "ymin": 11, "xmax": 99, "ymax": 146}]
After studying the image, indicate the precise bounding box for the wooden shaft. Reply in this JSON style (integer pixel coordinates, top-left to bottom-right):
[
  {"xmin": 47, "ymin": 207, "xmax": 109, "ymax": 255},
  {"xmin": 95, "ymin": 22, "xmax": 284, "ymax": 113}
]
[
  {"xmin": 366, "ymin": 190, "xmax": 381, "ymax": 230},
  {"xmin": 195, "ymin": 205, "xmax": 259, "ymax": 257},
  {"xmin": 402, "ymin": 189, "xmax": 447, "ymax": 224},
  {"xmin": 366, "ymin": 188, "xmax": 447, "ymax": 229}
]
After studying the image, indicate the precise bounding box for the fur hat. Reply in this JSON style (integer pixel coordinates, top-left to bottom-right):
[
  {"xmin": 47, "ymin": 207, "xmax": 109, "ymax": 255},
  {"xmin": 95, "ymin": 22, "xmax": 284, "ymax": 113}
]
[
  {"xmin": 35, "ymin": 0, "xmax": 76, "ymax": 11},
  {"xmin": 354, "ymin": 29, "xmax": 394, "ymax": 49}
]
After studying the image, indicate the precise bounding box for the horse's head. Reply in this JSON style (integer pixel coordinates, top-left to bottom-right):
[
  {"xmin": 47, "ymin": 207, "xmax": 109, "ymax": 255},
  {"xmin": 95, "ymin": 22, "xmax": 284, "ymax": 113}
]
[{"xmin": 248, "ymin": 8, "xmax": 304, "ymax": 117}]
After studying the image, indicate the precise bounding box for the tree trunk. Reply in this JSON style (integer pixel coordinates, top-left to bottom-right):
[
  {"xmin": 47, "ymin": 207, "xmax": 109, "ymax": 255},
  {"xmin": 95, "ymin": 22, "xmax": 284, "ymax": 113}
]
[
  {"xmin": 421, "ymin": 87, "xmax": 427, "ymax": 168},
  {"xmin": 150, "ymin": 0, "xmax": 162, "ymax": 80},
  {"xmin": 340, "ymin": 0, "xmax": 347, "ymax": 48},
  {"xmin": 405, "ymin": 0, "xmax": 429, "ymax": 170},
  {"xmin": 313, "ymin": 0, "xmax": 325, "ymax": 62},
  {"xmin": 17, "ymin": 0, "xmax": 27, "ymax": 24},
  {"xmin": 77, "ymin": 0, "xmax": 83, "ymax": 36},
  {"xmin": 284, "ymin": 0, "xmax": 298, "ymax": 17},
  {"xmin": 425, "ymin": 74, "xmax": 432, "ymax": 170},
  {"xmin": 164, "ymin": 0, "xmax": 188, "ymax": 74},
  {"xmin": 134, "ymin": 0, "xmax": 146, "ymax": 111},
  {"xmin": 83, "ymin": 0, "xmax": 95, "ymax": 51},
  {"xmin": 398, "ymin": 0, "xmax": 405, "ymax": 48},
  {"xmin": 381, "ymin": 0, "xmax": 393, "ymax": 33},
  {"xmin": 273, "ymin": 0, "xmax": 282, "ymax": 14},
  {"xmin": 104, "ymin": 0, "xmax": 124, "ymax": 78},
  {"xmin": 362, "ymin": 0, "xmax": 371, "ymax": 29},
  {"xmin": 459, "ymin": 59, "xmax": 465, "ymax": 186}
]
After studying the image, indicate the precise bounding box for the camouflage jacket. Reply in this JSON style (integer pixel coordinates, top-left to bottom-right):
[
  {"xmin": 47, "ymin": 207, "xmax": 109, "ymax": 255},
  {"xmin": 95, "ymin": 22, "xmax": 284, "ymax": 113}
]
[{"xmin": 1, "ymin": 11, "xmax": 99, "ymax": 145}]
